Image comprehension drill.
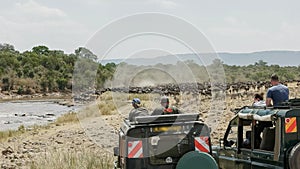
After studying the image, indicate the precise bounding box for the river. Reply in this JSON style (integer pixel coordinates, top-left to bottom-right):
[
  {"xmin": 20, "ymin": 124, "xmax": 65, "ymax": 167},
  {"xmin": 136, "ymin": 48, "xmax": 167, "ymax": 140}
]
[{"xmin": 0, "ymin": 100, "xmax": 81, "ymax": 131}]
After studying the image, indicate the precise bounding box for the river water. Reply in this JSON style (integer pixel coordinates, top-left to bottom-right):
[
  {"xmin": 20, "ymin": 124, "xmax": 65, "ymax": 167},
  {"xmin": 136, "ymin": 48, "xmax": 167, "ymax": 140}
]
[{"xmin": 0, "ymin": 100, "xmax": 81, "ymax": 131}]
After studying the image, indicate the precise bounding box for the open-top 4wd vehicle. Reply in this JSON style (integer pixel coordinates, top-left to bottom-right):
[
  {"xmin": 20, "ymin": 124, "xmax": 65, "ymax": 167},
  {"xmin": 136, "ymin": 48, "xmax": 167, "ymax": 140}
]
[
  {"xmin": 212, "ymin": 99, "xmax": 300, "ymax": 169},
  {"xmin": 113, "ymin": 113, "xmax": 218, "ymax": 169}
]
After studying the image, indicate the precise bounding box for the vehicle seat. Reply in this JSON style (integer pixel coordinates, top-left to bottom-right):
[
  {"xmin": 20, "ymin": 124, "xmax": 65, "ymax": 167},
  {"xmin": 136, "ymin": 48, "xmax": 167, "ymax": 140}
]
[{"xmin": 259, "ymin": 127, "xmax": 275, "ymax": 151}]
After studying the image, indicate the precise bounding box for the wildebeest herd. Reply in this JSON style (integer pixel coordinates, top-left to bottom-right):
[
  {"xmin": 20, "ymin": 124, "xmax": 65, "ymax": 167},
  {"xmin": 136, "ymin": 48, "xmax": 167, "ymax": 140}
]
[
  {"xmin": 73, "ymin": 80, "xmax": 300, "ymax": 102},
  {"xmin": 95, "ymin": 80, "xmax": 300, "ymax": 99}
]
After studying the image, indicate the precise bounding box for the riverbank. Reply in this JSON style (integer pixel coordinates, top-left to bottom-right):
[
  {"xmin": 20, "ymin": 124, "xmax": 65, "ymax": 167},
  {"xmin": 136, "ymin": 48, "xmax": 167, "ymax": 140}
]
[
  {"xmin": 0, "ymin": 111, "xmax": 118, "ymax": 169},
  {"xmin": 0, "ymin": 92, "xmax": 129, "ymax": 169},
  {"xmin": 0, "ymin": 92, "xmax": 72, "ymax": 102}
]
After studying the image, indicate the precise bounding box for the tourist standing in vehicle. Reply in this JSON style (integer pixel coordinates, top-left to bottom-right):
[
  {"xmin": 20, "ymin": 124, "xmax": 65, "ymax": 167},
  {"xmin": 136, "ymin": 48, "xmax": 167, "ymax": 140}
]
[
  {"xmin": 128, "ymin": 98, "xmax": 148, "ymax": 121},
  {"xmin": 151, "ymin": 96, "xmax": 181, "ymax": 115},
  {"xmin": 266, "ymin": 74, "xmax": 289, "ymax": 106},
  {"xmin": 252, "ymin": 93, "xmax": 266, "ymax": 107}
]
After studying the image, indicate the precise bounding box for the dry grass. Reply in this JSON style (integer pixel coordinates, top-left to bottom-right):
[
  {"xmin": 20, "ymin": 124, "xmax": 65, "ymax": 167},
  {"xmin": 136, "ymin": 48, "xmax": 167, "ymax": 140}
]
[
  {"xmin": 30, "ymin": 148, "xmax": 114, "ymax": 169},
  {"xmin": 80, "ymin": 92, "xmax": 159, "ymax": 117},
  {"xmin": 100, "ymin": 91, "xmax": 160, "ymax": 102},
  {"xmin": 0, "ymin": 125, "xmax": 26, "ymax": 142},
  {"xmin": 97, "ymin": 92, "xmax": 162, "ymax": 114},
  {"xmin": 98, "ymin": 101, "xmax": 117, "ymax": 115},
  {"xmin": 100, "ymin": 91, "xmax": 143, "ymax": 99},
  {"xmin": 55, "ymin": 112, "xmax": 79, "ymax": 124},
  {"xmin": 127, "ymin": 93, "xmax": 159, "ymax": 101},
  {"xmin": 0, "ymin": 130, "xmax": 18, "ymax": 142},
  {"xmin": 99, "ymin": 92, "xmax": 114, "ymax": 101}
]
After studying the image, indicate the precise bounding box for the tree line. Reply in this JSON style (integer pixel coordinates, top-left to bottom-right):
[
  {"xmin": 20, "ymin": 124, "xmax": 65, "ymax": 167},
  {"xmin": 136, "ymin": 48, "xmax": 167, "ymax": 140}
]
[
  {"xmin": 0, "ymin": 43, "xmax": 299, "ymax": 95},
  {"xmin": 0, "ymin": 44, "xmax": 116, "ymax": 94}
]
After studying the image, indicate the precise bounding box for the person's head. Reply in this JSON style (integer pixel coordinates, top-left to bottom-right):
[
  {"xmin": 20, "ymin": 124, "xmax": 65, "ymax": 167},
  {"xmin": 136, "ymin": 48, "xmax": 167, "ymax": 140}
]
[
  {"xmin": 254, "ymin": 93, "xmax": 263, "ymax": 102},
  {"xmin": 271, "ymin": 74, "xmax": 279, "ymax": 85},
  {"xmin": 160, "ymin": 96, "xmax": 169, "ymax": 108},
  {"xmin": 132, "ymin": 98, "xmax": 141, "ymax": 109}
]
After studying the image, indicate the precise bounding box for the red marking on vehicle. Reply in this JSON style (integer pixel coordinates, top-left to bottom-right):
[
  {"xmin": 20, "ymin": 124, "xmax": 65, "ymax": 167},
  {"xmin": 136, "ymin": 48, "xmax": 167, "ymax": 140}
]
[
  {"xmin": 128, "ymin": 141, "xmax": 143, "ymax": 158},
  {"xmin": 285, "ymin": 118, "xmax": 290, "ymax": 123},
  {"xmin": 194, "ymin": 136, "xmax": 210, "ymax": 153},
  {"xmin": 285, "ymin": 117, "xmax": 297, "ymax": 133}
]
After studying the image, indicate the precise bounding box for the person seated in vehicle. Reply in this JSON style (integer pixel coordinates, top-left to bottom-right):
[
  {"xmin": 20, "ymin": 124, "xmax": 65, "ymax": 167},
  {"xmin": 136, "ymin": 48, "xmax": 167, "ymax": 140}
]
[
  {"xmin": 252, "ymin": 93, "xmax": 266, "ymax": 107},
  {"xmin": 266, "ymin": 74, "xmax": 289, "ymax": 107},
  {"xmin": 128, "ymin": 98, "xmax": 149, "ymax": 121},
  {"xmin": 151, "ymin": 96, "xmax": 182, "ymax": 115}
]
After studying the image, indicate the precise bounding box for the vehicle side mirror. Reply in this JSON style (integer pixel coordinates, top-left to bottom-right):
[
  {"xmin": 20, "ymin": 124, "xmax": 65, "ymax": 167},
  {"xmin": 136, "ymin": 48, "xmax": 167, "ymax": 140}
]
[{"xmin": 113, "ymin": 147, "xmax": 119, "ymax": 156}]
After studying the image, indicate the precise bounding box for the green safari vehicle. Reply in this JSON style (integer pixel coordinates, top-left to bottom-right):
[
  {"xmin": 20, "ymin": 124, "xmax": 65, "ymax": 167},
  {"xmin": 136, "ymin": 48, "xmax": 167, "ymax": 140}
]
[
  {"xmin": 212, "ymin": 99, "xmax": 300, "ymax": 169},
  {"xmin": 113, "ymin": 113, "xmax": 218, "ymax": 169}
]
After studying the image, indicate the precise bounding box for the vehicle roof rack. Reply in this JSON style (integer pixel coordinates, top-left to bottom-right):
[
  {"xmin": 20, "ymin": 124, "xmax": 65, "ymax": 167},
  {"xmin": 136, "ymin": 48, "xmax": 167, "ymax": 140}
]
[{"xmin": 133, "ymin": 113, "xmax": 200, "ymax": 124}]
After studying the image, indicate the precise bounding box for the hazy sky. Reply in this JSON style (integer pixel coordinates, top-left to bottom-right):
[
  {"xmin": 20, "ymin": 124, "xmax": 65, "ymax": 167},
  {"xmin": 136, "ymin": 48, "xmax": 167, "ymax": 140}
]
[{"xmin": 1, "ymin": 0, "xmax": 300, "ymax": 54}]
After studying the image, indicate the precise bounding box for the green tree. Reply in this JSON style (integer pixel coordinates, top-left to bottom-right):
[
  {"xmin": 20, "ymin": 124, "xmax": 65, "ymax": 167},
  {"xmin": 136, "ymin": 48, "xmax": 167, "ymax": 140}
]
[{"xmin": 32, "ymin": 46, "xmax": 49, "ymax": 55}]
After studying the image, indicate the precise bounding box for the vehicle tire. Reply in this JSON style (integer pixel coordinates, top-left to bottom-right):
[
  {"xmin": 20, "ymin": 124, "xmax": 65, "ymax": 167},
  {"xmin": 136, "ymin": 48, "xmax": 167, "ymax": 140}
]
[
  {"xmin": 289, "ymin": 142, "xmax": 300, "ymax": 169},
  {"xmin": 176, "ymin": 151, "xmax": 218, "ymax": 169}
]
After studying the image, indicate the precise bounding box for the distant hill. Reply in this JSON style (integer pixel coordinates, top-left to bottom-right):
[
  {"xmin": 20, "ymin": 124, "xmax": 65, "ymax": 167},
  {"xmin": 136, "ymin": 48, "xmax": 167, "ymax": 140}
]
[
  {"xmin": 218, "ymin": 51, "xmax": 300, "ymax": 66},
  {"xmin": 100, "ymin": 51, "xmax": 300, "ymax": 66}
]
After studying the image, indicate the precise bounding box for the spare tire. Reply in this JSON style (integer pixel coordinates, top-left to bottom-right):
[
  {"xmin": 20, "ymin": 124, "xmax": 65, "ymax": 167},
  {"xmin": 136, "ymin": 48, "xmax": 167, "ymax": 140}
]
[
  {"xmin": 176, "ymin": 151, "xmax": 218, "ymax": 169},
  {"xmin": 289, "ymin": 142, "xmax": 300, "ymax": 169}
]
